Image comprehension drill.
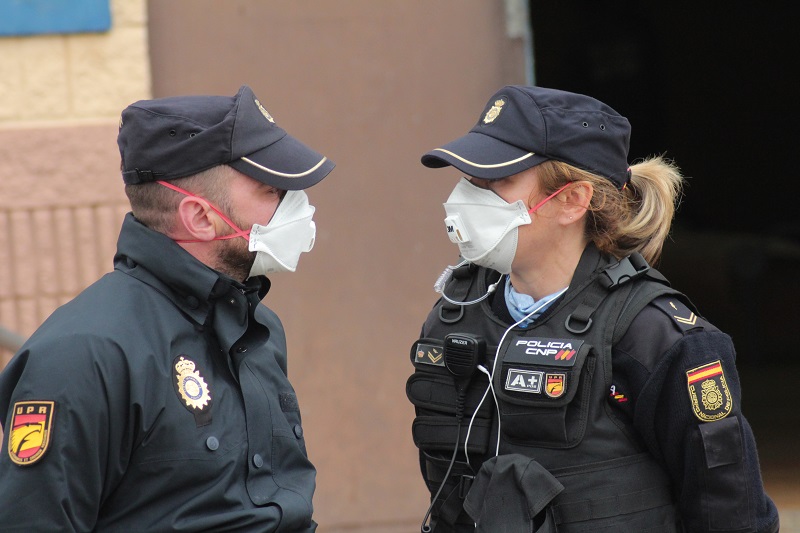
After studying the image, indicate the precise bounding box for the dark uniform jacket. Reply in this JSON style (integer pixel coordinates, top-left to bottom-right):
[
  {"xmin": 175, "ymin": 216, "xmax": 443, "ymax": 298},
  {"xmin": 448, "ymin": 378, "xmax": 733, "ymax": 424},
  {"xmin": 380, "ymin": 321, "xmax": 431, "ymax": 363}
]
[
  {"xmin": 0, "ymin": 213, "xmax": 316, "ymax": 532},
  {"xmin": 408, "ymin": 245, "xmax": 779, "ymax": 533}
]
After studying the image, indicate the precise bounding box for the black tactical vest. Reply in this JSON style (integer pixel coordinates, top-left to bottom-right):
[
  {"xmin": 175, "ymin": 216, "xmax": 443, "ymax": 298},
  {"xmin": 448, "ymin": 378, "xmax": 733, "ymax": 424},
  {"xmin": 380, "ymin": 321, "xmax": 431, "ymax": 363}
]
[{"xmin": 408, "ymin": 247, "xmax": 685, "ymax": 532}]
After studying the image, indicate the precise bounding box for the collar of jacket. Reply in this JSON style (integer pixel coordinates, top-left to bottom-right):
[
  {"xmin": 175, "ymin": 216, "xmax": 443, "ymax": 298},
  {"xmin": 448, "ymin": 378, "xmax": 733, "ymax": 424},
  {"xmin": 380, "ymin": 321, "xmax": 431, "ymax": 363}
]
[
  {"xmin": 489, "ymin": 243, "xmax": 606, "ymax": 324},
  {"xmin": 113, "ymin": 212, "xmax": 270, "ymax": 325}
]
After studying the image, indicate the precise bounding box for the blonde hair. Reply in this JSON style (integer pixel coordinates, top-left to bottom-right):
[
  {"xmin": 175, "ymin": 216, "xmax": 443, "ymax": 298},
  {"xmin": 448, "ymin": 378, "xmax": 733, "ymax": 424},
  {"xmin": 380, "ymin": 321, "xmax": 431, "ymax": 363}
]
[
  {"xmin": 124, "ymin": 165, "xmax": 236, "ymax": 233},
  {"xmin": 535, "ymin": 156, "xmax": 684, "ymax": 264}
]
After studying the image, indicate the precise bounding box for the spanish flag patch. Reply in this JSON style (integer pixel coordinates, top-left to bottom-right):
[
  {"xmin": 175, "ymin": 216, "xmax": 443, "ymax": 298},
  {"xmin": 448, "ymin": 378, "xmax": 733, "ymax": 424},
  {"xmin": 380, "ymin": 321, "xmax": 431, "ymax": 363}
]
[
  {"xmin": 7, "ymin": 401, "xmax": 55, "ymax": 466},
  {"xmin": 686, "ymin": 361, "xmax": 733, "ymax": 422}
]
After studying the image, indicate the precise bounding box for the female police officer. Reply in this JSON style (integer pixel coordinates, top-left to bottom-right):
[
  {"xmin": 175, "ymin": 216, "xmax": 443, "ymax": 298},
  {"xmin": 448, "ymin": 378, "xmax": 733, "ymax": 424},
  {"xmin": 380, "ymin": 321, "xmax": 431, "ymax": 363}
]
[{"xmin": 406, "ymin": 85, "xmax": 779, "ymax": 532}]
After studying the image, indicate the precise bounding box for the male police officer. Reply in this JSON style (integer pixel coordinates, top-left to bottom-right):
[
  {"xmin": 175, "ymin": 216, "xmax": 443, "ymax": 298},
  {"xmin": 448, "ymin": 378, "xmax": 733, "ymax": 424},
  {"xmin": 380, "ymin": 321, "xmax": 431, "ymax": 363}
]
[{"xmin": 0, "ymin": 85, "xmax": 334, "ymax": 531}]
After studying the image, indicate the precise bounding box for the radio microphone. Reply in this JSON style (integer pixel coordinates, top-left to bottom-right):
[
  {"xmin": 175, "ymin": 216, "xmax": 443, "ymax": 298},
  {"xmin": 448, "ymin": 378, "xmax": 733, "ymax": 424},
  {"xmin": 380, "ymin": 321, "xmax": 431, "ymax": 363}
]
[
  {"xmin": 420, "ymin": 333, "xmax": 486, "ymax": 533},
  {"xmin": 444, "ymin": 333, "xmax": 485, "ymax": 421}
]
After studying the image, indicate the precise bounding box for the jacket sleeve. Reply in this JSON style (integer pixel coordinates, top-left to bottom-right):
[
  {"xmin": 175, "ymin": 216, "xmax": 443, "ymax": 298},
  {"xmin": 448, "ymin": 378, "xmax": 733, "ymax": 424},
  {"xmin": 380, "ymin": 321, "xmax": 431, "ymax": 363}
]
[
  {"xmin": 616, "ymin": 300, "xmax": 779, "ymax": 532},
  {"xmin": 0, "ymin": 335, "xmax": 128, "ymax": 532}
]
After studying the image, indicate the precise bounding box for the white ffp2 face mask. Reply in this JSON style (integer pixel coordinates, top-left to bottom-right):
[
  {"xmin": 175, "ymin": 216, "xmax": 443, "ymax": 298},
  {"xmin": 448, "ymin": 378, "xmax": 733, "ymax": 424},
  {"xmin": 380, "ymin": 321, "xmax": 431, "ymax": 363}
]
[
  {"xmin": 248, "ymin": 190, "xmax": 316, "ymax": 276},
  {"xmin": 442, "ymin": 177, "xmax": 531, "ymax": 274}
]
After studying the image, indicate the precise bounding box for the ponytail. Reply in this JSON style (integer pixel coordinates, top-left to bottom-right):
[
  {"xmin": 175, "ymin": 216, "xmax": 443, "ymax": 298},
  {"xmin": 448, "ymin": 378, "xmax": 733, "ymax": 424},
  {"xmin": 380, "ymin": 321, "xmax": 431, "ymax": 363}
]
[{"xmin": 536, "ymin": 156, "xmax": 684, "ymax": 264}]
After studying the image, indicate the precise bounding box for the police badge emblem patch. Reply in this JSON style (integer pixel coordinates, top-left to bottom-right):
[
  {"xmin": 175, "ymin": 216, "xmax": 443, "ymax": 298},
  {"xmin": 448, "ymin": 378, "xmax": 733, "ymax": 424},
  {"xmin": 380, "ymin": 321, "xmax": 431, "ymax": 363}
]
[
  {"xmin": 8, "ymin": 401, "xmax": 55, "ymax": 466},
  {"xmin": 686, "ymin": 360, "xmax": 732, "ymax": 422},
  {"xmin": 173, "ymin": 355, "xmax": 213, "ymax": 427},
  {"xmin": 254, "ymin": 98, "xmax": 275, "ymax": 123},
  {"xmin": 174, "ymin": 356, "xmax": 211, "ymax": 411},
  {"xmin": 483, "ymin": 99, "xmax": 506, "ymax": 124}
]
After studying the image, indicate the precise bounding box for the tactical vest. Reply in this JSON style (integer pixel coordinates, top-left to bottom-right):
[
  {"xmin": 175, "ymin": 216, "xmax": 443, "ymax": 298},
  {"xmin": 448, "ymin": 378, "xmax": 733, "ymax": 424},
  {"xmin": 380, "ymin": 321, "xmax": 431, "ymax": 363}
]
[{"xmin": 407, "ymin": 248, "xmax": 685, "ymax": 532}]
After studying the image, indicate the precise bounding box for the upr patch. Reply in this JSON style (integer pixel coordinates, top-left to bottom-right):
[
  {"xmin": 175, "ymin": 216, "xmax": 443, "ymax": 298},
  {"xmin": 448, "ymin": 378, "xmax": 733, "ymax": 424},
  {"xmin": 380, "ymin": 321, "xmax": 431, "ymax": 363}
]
[{"xmin": 7, "ymin": 401, "xmax": 55, "ymax": 466}]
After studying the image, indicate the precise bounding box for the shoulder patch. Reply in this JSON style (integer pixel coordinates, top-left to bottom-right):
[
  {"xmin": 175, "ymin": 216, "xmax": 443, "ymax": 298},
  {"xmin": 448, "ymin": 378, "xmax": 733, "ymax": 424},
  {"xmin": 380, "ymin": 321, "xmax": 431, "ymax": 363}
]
[
  {"xmin": 8, "ymin": 401, "xmax": 55, "ymax": 466},
  {"xmin": 652, "ymin": 296, "xmax": 702, "ymax": 332},
  {"xmin": 686, "ymin": 360, "xmax": 733, "ymax": 422}
]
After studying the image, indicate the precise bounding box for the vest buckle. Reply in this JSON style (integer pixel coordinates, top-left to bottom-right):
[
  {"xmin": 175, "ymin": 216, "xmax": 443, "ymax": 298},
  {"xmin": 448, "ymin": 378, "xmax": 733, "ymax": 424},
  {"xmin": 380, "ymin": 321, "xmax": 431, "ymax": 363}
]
[{"xmin": 600, "ymin": 253, "xmax": 650, "ymax": 290}]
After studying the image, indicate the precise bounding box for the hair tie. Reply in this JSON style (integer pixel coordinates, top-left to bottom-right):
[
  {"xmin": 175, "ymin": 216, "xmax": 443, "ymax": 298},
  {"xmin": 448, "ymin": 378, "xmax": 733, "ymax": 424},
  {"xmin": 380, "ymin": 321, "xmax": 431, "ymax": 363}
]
[{"xmin": 622, "ymin": 167, "xmax": 632, "ymax": 190}]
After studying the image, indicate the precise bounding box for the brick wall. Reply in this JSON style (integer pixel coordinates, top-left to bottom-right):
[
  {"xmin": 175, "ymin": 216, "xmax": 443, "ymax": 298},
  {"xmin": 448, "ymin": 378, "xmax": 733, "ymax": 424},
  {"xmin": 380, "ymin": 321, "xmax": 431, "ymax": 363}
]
[
  {"xmin": 0, "ymin": 0, "xmax": 151, "ymax": 364},
  {"xmin": 0, "ymin": 0, "xmax": 149, "ymax": 122}
]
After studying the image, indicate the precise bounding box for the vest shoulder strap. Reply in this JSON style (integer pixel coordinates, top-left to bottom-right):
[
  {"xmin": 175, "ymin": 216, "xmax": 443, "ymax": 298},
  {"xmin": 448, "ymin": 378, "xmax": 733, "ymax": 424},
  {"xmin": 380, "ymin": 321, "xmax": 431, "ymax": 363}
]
[
  {"xmin": 565, "ymin": 253, "xmax": 656, "ymax": 335},
  {"xmin": 612, "ymin": 268, "xmax": 686, "ymax": 344},
  {"xmin": 437, "ymin": 262, "xmax": 476, "ymax": 324}
]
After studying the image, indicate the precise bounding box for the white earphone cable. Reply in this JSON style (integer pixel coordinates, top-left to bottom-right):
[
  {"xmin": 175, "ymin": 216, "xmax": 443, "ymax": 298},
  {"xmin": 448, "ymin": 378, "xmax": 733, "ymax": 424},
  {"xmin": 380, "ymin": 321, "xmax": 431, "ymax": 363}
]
[{"xmin": 463, "ymin": 286, "xmax": 569, "ymax": 458}]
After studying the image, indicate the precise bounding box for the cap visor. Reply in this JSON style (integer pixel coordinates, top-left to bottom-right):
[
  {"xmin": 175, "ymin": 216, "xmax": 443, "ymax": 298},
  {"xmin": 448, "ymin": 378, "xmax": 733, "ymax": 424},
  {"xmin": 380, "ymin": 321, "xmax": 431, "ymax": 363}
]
[
  {"xmin": 421, "ymin": 132, "xmax": 545, "ymax": 180},
  {"xmin": 229, "ymin": 133, "xmax": 335, "ymax": 190}
]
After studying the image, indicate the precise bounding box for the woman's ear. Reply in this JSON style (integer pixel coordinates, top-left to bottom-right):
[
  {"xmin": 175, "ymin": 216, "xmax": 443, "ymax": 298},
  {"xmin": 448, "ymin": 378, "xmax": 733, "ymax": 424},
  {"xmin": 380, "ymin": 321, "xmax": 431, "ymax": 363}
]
[
  {"xmin": 175, "ymin": 196, "xmax": 218, "ymax": 241},
  {"xmin": 559, "ymin": 181, "xmax": 593, "ymax": 224}
]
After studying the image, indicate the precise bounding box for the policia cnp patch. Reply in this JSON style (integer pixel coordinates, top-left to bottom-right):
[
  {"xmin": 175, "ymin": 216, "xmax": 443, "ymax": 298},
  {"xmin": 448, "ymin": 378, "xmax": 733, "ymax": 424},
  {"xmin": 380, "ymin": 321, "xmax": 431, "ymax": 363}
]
[
  {"xmin": 686, "ymin": 360, "xmax": 733, "ymax": 422},
  {"xmin": 7, "ymin": 401, "xmax": 55, "ymax": 466}
]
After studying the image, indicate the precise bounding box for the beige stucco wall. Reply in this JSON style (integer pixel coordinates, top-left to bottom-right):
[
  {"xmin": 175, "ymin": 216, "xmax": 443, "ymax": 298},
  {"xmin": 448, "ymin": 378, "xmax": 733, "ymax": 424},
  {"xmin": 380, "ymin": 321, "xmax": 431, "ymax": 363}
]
[
  {"xmin": 1, "ymin": 1, "xmax": 528, "ymax": 530},
  {"xmin": 145, "ymin": 2, "xmax": 527, "ymax": 530},
  {"xmin": 0, "ymin": 0, "xmax": 151, "ymax": 353}
]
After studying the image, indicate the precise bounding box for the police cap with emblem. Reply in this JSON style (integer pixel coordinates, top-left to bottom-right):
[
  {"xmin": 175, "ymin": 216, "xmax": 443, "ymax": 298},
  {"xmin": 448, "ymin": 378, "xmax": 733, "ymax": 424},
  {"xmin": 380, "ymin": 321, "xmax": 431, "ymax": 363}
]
[
  {"xmin": 118, "ymin": 84, "xmax": 335, "ymax": 190},
  {"xmin": 421, "ymin": 85, "xmax": 631, "ymax": 189}
]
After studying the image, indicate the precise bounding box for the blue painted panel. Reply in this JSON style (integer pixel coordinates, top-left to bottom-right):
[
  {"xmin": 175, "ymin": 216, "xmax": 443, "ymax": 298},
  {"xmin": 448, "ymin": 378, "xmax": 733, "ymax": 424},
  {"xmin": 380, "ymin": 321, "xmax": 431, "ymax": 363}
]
[{"xmin": 0, "ymin": 0, "xmax": 111, "ymax": 36}]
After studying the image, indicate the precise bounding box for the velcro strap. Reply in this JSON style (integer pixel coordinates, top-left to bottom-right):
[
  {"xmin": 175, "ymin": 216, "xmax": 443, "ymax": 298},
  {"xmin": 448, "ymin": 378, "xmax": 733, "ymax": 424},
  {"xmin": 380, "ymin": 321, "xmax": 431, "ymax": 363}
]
[
  {"xmin": 413, "ymin": 416, "xmax": 491, "ymax": 454},
  {"xmin": 551, "ymin": 485, "xmax": 673, "ymax": 524},
  {"xmin": 438, "ymin": 476, "xmax": 476, "ymax": 525},
  {"xmin": 121, "ymin": 168, "xmax": 164, "ymax": 184},
  {"xmin": 425, "ymin": 457, "xmax": 473, "ymax": 484},
  {"xmin": 424, "ymin": 456, "xmax": 476, "ymax": 526}
]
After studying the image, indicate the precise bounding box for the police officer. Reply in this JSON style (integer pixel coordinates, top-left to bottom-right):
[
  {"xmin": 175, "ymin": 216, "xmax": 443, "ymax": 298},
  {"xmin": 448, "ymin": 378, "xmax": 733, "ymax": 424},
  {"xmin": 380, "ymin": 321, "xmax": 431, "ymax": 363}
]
[
  {"xmin": 407, "ymin": 86, "xmax": 779, "ymax": 532},
  {"xmin": 0, "ymin": 85, "xmax": 334, "ymax": 531}
]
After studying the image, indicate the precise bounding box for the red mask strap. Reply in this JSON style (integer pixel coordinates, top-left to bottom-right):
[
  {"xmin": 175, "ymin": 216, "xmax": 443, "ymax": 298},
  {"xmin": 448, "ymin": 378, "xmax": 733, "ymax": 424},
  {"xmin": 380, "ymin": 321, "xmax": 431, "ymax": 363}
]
[
  {"xmin": 157, "ymin": 180, "xmax": 250, "ymax": 243},
  {"xmin": 529, "ymin": 182, "xmax": 571, "ymax": 214}
]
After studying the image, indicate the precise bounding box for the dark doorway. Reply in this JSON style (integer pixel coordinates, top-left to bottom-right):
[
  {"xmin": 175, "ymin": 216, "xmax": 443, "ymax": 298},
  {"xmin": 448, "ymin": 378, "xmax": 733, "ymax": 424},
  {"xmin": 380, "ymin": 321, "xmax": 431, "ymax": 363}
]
[
  {"xmin": 530, "ymin": 0, "xmax": 798, "ymax": 505},
  {"xmin": 530, "ymin": 1, "xmax": 798, "ymax": 364}
]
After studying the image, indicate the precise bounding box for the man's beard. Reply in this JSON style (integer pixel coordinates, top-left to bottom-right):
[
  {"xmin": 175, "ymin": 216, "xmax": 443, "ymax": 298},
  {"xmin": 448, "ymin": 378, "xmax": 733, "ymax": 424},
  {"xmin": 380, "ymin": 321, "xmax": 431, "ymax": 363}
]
[{"xmin": 214, "ymin": 236, "xmax": 256, "ymax": 282}]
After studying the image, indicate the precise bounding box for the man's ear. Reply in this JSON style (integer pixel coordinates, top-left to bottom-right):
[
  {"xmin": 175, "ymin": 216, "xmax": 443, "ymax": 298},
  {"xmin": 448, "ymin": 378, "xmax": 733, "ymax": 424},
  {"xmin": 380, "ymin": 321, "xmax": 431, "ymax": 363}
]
[
  {"xmin": 175, "ymin": 196, "xmax": 219, "ymax": 241},
  {"xmin": 559, "ymin": 181, "xmax": 593, "ymax": 224}
]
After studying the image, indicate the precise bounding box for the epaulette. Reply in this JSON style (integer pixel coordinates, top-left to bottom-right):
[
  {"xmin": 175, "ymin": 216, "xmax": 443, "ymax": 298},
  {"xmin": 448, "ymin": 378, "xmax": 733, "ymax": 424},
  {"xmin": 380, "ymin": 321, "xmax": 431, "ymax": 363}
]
[{"xmin": 651, "ymin": 295, "xmax": 704, "ymax": 333}]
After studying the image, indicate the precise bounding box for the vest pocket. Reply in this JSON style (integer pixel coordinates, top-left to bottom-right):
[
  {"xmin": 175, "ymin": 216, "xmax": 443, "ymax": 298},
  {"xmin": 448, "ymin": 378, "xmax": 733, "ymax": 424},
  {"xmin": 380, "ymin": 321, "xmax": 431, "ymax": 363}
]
[
  {"xmin": 406, "ymin": 371, "xmax": 496, "ymax": 420},
  {"xmin": 407, "ymin": 338, "xmax": 495, "ymax": 455},
  {"xmin": 549, "ymin": 453, "xmax": 680, "ymax": 532},
  {"xmin": 412, "ymin": 415, "xmax": 491, "ymax": 455},
  {"xmin": 494, "ymin": 340, "xmax": 594, "ymax": 448}
]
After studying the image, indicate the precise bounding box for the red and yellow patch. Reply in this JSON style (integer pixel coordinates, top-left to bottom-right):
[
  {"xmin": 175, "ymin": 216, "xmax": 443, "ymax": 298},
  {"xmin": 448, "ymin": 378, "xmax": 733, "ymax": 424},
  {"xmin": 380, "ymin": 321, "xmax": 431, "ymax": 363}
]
[
  {"xmin": 686, "ymin": 361, "xmax": 732, "ymax": 422},
  {"xmin": 545, "ymin": 373, "xmax": 566, "ymax": 399},
  {"xmin": 7, "ymin": 401, "xmax": 55, "ymax": 466}
]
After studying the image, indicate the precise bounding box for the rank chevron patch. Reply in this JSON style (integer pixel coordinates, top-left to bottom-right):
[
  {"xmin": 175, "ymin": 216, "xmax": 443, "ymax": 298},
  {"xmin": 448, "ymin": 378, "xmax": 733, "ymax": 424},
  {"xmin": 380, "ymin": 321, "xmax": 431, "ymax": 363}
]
[
  {"xmin": 415, "ymin": 343, "xmax": 445, "ymax": 367},
  {"xmin": 652, "ymin": 296, "xmax": 702, "ymax": 332}
]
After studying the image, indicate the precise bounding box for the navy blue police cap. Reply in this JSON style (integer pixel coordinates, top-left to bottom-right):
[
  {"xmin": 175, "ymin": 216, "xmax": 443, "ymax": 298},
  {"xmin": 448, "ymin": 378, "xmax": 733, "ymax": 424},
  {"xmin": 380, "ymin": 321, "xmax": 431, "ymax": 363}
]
[
  {"xmin": 421, "ymin": 85, "xmax": 631, "ymax": 189},
  {"xmin": 118, "ymin": 85, "xmax": 335, "ymax": 190}
]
